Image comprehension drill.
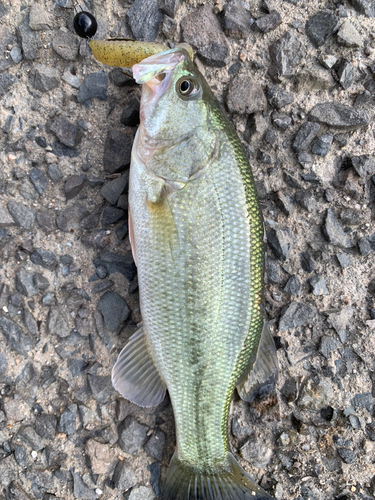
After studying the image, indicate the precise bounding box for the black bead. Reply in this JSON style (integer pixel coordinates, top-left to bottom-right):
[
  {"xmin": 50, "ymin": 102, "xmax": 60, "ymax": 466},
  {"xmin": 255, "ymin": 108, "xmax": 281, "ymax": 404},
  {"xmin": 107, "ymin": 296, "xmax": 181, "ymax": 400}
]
[{"xmin": 73, "ymin": 11, "xmax": 97, "ymax": 39}]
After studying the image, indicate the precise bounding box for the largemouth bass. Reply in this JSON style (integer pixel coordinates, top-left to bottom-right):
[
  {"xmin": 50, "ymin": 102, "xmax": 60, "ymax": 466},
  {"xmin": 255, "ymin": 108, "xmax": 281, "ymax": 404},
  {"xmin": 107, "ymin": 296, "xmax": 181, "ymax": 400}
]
[{"xmin": 90, "ymin": 40, "xmax": 278, "ymax": 500}]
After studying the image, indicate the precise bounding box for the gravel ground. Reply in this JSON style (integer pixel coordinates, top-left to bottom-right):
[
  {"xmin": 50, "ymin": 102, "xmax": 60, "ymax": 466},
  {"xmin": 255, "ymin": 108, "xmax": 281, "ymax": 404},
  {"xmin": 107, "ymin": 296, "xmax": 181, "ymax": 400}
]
[{"xmin": 0, "ymin": 0, "xmax": 374, "ymax": 499}]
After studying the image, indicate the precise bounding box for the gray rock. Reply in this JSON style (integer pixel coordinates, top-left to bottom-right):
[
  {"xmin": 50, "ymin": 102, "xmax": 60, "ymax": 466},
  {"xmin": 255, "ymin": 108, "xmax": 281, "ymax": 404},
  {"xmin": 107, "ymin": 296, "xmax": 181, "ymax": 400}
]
[
  {"xmin": 310, "ymin": 275, "xmax": 328, "ymax": 296},
  {"xmin": 59, "ymin": 404, "xmax": 77, "ymax": 435},
  {"xmin": 82, "ymin": 229, "xmax": 110, "ymax": 250},
  {"xmin": 337, "ymin": 20, "xmax": 363, "ymax": 47},
  {"xmin": 275, "ymin": 191, "xmax": 295, "ymax": 215},
  {"xmin": 103, "ymin": 130, "xmax": 133, "ymax": 173},
  {"xmin": 129, "ymin": 486, "xmax": 156, "ymax": 500},
  {"xmin": 87, "ymin": 374, "xmax": 114, "ymax": 403},
  {"xmin": 120, "ymin": 97, "xmax": 140, "ymax": 127},
  {"xmin": 92, "ymin": 280, "xmax": 115, "ymax": 294},
  {"xmin": 102, "ymin": 207, "xmax": 125, "ymax": 225},
  {"xmin": 309, "ymin": 102, "xmax": 370, "ymax": 130},
  {"xmin": 319, "ymin": 54, "xmax": 338, "ymax": 69},
  {"xmin": 0, "ymin": 455, "xmax": 18, "ymax": 488},
  {"xmin": 352, "ymin": 392, "xmax": 374, "ymax": 412},
  {"xmin": 78, "ymin": 71, "xmax": 108, "ymax": 103},
  {"xmin": 348, "ymin": 0, "xmax": 375, "ymax": 16},
  {"xmin": 97, "ymin": 291, "xmax": 130, "ymax": 331},
  {"xmin": 333, "ymin": 58, "xmax": 354, "ymax": 90},
  {"xmin": 292, "ymin": 122, "xmax": 321, "ymax": 152},
  {"xmin": 29, "ymin": 64, "xmax": 59, "ymax": 92},
  {"xmin": 311, "ymin": 134, "xmax": 333, "ymax": 156},
  {"xmin": 266, "ymin": 223, "xmax": 294, "ymax": 261},
  {"xmin": 52, "ymin": 28, "xmax": 79, "ymax": 60},
  {"xmin": 48, "ymin": 307, "xmax": 70, "ymax": 338},
  {"xmin": 0, "ymin": 73, "xmax": 18, "ymax": 97},
  {"xmin": 336, "ymin": 252, "xmax": 353, "ymax": 268},
  {"xmin": 294, "ymin": 190, "xmax": 317, "ymax": 213},
  {"xmin": 320, "ymin": 336, "xmax": 340, "ymax": 358},
  {"xmin": 18, "ymin": 22, "xmax": 41, "ymax": 60},
  {"xmin": 148, "ymin": 462, "xmax": 162, "ymax": 497},
  {"xmin": 0, "ymin": 202, "xmax": 14, "ymax": 226},
  {"xmin": 0, "ymin": 27, "xmax": 16, "ymax": 71},
  {"xmin": 358, "ymin": 234, "xmax": 375, "ymax": 256},
  {"xmin": 144, "ymin": 429, "xmax": 166, "ymax": 461},
  {"xmin": 337, "ymin": 447, "xmax": 356, "ymax": 464},
  {"xmin": 17, "ymin": 425, "xmax": 45, "ymax": 451},
  {"xmin": 113, "ymin": 460, "xmax": 138, "ymax": 491},
  {"xmin": 323, "ymin": 209, "xmax": 354, "ymax": 248},
  {"xmin": 93, "ymin": 251, "xmax": 137, "ymax": 281},
  {"xmin": 240, "ymin": 433, "xmax": 273, "ymax": 468},
  {"xmin": 30, "ymin": 248, "xmax": 58, "ymax": 270},
  {"xmin": 29, "ymin": 4, "xmax": 52, "ymax": 30},
  {"xmin": 181, "ymin": 5, "xmax": 230, "ymax": 67},
  {"xmin": 266, "ymin": 256, "xmax": 282, "ymax": 284},
  {"xmin": 79, "ymin": 206, "xmax": 101, "ymax": 231},
  {"xmin": 269, "ymin": 32, "xmax": 306, "ymax": 81},
  {"xmin": 272, "ymin": 112, "xmax": 292, "ymax": 130},
  {"xmin": 62, "ymin": 67, "xmax": 80, "ymax": 88},
  {"xmin": 126, "ymin": 0, "xmax": 163, "ymax": 41},
  {"xmin": 0, "ymin": 315, "xmax": 33, "ymax": 355},
  {"xmin": 29, "ymin": 167, "xmax": 48, "ymax": 195},
  {"xmin": 48, "ymin": 163, "xmax": 63, "ymax": 182},
  {"xmin": 298, "ymin": 378, "xmax": 332, "ymax": 411},
  {"xmin": 50, "ymin": 116, "xmax": 83, "ymax": 148},
  {"xmin": 340, "ymin": 207, "xmax": 370, "ymax": 226},
  {"xmin": 327, "ymin": 306, "xmax": 354, "ymax": 343},
  {"xmin": 100, "ymin": 175, "xmax": 128, "ymax": 205},
  {"xmin": 351, "ymin": 155, "xmax": 375, "ymax": 177},
  {"xmin": 226, "ymin": 75, "xmax": 267, "ymax": 115},
  {"xmin": 72, "ymin": 471, "xmax": 96, "ymax": 500},
  {"xmin": 254, "ymin": 10, "xmax": 281, "ymax": 33},
  {"xmin": 119, "ymin": 416, "xmax": 149, "ymax": 454},
  {"xmin": 64, "ymin": 175, "xmax": 87, "ymax": 199},
  {"xmin": 224, "ymin": 0, "xmax": 254, "ymax": 39},
  {"xmin": 56, "ymin": 205, "xmax": 89, "ymax": 232},
  {"xmin": 33, "ymin": 272, "xmax": 50, "ymax": 291},
  {"xmin": 35, "ymin": 414, "xmax": 57, "ymax": 440},
  {"xmin": 0, "ymin": 352, "xmax": 7, "ymax": 375},
  {"xmin": 284, "ymin": 275, "xmax": 301, "ymax": 295},
  {"xmin": 266, "ymin": 85, "xmax": 294, "ymax": 109},
  {"xmin": 23, "ymin": 308, "xmax": 39, "ymax": 336},
  {"xmin": 16, "ymin": 268, "xmax": 38, "ymax": 297},
  {"xmin": 279, "ymin": 302, "xmax": 316, "ymax": 330},
  {"xmin": 7, "ymin": 200, "xmax": 35, "ymax": 229},
  {"xmin": 305, "ymin": 11, "xmax": 339, "ymax": 47},
  {"xmin": 159, "ymin": 0, "xmax": 181, "ymax": 18}
]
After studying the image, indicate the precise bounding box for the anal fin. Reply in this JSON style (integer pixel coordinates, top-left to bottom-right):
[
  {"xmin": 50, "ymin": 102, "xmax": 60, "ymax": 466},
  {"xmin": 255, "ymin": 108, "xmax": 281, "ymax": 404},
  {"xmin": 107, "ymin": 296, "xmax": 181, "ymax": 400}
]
[
  {"xmin": 237, "ymin": 321, "xmax": 278, "ymax": 403},
  {"xmin": 112, "ymin": 327, "xmax": 166, "ymax": 407}
]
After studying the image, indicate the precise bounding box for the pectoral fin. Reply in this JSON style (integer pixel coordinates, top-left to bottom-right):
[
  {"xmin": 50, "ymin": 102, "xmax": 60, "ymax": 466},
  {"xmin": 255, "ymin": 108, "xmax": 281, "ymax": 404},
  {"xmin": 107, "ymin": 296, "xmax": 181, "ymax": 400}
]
[
  {"xmin": 112, "ymin": 326, "xmax": 166, "ymax": 407},
  {"xmin": 236, "ymin": 321, "xmax": 278, "ymax": 403}
]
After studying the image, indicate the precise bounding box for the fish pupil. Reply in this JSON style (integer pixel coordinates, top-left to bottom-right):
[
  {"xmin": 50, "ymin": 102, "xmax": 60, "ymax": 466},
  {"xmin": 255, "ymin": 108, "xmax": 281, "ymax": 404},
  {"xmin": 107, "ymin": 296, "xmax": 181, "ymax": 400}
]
[
  {"xmin": 73, "ymin": 11, "xmax": 98, "ymax": 39},
  {"xmin": 180, "ymin": 80, "xmax": 191, "ymax": 94}
]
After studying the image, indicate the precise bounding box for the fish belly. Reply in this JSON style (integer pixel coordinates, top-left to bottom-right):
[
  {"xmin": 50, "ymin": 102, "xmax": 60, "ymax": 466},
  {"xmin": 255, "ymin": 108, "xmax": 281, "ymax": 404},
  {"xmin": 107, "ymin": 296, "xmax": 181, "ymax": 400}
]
[{"xmin": 129, "ymin": 139, "xmax": 256, "ymax": 467}]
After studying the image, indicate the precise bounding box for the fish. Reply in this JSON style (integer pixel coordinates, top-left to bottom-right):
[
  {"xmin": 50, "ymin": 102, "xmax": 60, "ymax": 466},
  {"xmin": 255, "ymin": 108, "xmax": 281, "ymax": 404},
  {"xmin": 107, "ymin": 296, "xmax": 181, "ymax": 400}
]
[{"xmin": 89, "ymin": 39, "xmax": 279, "ymax": 500}]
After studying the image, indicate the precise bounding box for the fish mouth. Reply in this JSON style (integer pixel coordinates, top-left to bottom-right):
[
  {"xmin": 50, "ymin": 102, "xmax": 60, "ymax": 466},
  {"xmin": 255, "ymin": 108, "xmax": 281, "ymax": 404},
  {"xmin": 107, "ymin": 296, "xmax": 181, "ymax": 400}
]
[{"xmin": 132, "ymin": 49, "xmax": 185, "ymax": 86}]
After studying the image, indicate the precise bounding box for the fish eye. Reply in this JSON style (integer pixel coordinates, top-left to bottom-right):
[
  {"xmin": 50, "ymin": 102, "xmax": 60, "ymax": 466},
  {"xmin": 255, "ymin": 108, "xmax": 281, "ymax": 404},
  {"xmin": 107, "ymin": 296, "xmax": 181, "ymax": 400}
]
[{"xmin": 177, "ymin": 78, "xmax": 199, "ymax": 97}]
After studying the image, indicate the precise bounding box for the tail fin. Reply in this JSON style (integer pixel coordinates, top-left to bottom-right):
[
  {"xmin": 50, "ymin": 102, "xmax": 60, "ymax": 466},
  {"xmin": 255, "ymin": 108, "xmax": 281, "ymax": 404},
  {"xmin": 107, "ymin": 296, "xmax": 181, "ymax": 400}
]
[{"xmin": 163, "ymin": 452, "xmax": 275, "ymax": 500}]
